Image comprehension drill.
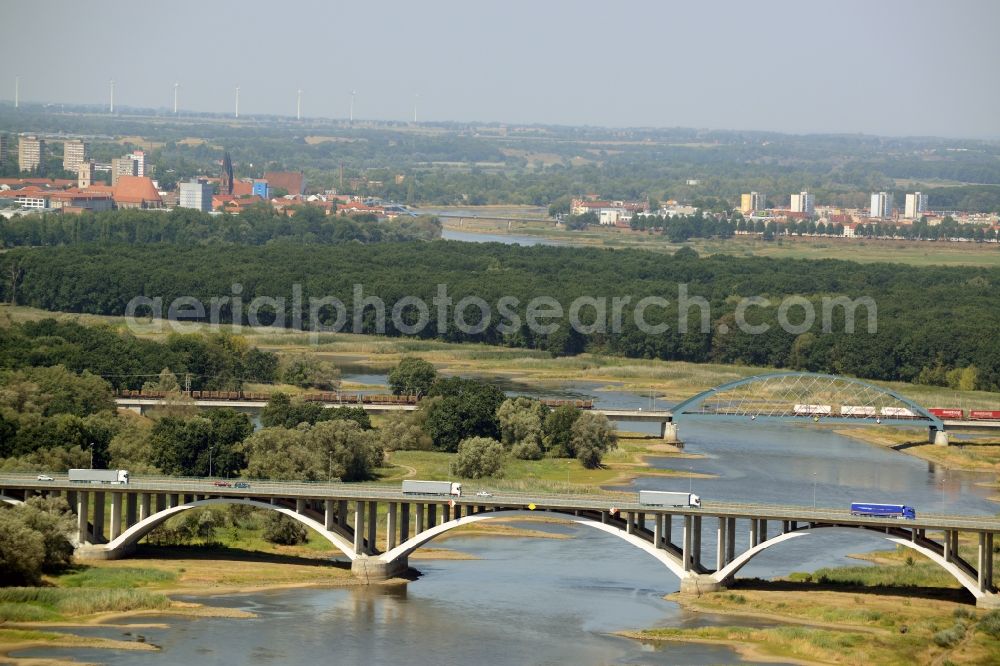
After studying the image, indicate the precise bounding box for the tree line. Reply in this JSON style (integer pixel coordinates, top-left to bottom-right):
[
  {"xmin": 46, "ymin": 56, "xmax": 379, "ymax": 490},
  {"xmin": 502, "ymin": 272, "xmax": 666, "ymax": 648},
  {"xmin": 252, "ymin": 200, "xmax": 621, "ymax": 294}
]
[
  {"xmin": 3, "ymin": 242, "xmax": 997, "ymax": 390},
  {"xmin": 0, "ymin": 206, "xmax": 441, "ymax": 248}
]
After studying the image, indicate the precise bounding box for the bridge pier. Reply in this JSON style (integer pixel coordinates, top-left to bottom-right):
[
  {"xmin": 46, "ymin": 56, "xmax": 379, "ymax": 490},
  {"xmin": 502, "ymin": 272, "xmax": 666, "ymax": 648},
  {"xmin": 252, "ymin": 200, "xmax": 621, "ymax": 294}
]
[
  {"xmin": 680, "ymin": 574, "xmax": 726, "ymax": 595},
  {"xmin": 661, "ymin": 422, "xmax": 681, "ymax": 445},
  {"xmin": 930, "ymin": 427, "xmax": 950, "ymax": 446},
  {"xmin": 354, "ymin": 501, "xmax": 366, "ymax": 555},
  {"xmin": 351, "ymin": 556, "xmax": 409, "ymax": 582},
  {"xmin": 76, "ymin": 490, "xmax": 89, "ymax": 544}
]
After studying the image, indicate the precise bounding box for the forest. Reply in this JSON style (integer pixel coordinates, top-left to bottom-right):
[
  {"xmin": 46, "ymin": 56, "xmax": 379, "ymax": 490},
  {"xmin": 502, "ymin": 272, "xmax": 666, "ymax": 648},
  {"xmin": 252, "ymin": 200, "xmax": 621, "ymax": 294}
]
[
  {"xmin": 0, "ymin": 206, "xmax": 441, "ymax": 247},
  {"xmin": 3, "ymin": 241, "xmax": 998, "ymax": 391}
]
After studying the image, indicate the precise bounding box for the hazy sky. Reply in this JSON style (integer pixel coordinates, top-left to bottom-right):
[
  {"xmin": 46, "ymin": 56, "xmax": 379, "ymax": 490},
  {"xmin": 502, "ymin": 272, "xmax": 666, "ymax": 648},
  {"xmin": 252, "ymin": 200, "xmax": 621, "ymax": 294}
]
[{"xmin": 5, "ymin": 0, "xmax": 1000, "ymax": 138}]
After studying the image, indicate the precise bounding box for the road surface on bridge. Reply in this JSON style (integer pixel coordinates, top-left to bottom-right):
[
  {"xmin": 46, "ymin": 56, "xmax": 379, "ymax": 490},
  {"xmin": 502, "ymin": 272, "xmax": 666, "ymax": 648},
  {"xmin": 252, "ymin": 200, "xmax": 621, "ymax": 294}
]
[{"xmin": 5, "ymin": 473, "xmax": 998, "ymax": 532}]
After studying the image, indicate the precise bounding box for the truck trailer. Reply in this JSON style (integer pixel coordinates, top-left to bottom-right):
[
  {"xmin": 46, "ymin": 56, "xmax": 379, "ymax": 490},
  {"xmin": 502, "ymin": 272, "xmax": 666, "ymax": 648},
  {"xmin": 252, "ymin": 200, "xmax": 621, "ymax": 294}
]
[
  {"xmin": 401, "ymin": 480, "xmax": 462, "ymax": 497},
  {"xmin": 638, "ymin": 490, "xmax": 701, "ymax": 508},
  {"xmin": 849, "ymin": 502, "xmax": 915, "ymax": 519},
  {"xmin": 68, "ymin": 469, "xmax": 129, "ymax": 484}
]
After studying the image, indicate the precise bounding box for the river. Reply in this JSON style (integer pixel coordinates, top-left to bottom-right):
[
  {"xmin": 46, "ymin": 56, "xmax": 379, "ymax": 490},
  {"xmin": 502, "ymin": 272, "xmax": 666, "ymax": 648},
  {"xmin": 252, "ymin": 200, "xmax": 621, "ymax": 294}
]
[
  {"xmin": 18, "ymin": 373, "xmax": 998, "ymax": 664},
  {"xmin": 16, "ymin": 522, "xmax": 793, "ymax": 665},
  {"xmin": 442, "ymin": 228, "xmax": 562, "ymax": 246}
]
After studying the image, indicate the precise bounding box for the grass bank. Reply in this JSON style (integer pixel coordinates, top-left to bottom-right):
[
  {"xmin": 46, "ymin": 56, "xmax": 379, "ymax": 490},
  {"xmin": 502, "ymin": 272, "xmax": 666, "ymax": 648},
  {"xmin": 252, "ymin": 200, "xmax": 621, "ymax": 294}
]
[
  {"xmin": 441, "ymin": 212, "xmax": 1000, "ymax": 268},
  {"xmin": 626, "ymin": 582, "xmax": 1000, "ymax": 665}
]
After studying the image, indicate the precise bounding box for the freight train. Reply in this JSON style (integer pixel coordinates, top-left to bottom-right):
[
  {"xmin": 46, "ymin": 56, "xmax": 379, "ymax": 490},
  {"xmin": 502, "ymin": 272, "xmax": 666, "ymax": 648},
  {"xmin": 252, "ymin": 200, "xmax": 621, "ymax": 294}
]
[
  {"xmin": 789, "ymin": 404, "xmax": 1000, "ymax": 421},
  {"xmin": 928, "ymin": 408, "xmax": 1000, "ymax": 421},
  {"xmin": 116, "ymin": 390, "xmax": 594, "ymax": 409}
]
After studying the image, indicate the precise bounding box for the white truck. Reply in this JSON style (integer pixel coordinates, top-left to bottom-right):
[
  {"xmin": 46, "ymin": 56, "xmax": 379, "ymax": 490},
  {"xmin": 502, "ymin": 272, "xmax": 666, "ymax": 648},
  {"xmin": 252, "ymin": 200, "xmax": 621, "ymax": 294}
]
[
  {"xmin": 639, "ymin": 490, "xmax": 701, "ymax": 508},
  {"xmin": 68, "ymin": 469, "xmax": 129, "ymax": 485},
  {"xmin": 402, "ymin": 480, "xmax": 462, "ymax": 497}
]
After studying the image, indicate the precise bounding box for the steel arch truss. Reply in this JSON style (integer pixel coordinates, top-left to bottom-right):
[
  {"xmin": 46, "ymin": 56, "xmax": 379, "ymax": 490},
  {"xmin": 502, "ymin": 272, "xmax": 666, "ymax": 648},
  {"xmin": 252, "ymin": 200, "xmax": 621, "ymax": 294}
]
[{"xmin": 671, "ymin": 372, "xmax": 943, "ymax": 428}]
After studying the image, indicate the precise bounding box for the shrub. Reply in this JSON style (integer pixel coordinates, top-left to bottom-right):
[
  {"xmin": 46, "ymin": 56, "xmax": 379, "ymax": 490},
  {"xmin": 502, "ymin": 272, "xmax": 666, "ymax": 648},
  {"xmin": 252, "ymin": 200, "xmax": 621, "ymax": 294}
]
[
  {"xmin": 262, "ymin": 513, "xmax": 308, "ymax": 545},
  {"xmin": 932, "ymin": 623, "xmax": 967, "ymax": 647},
  {"xmin": 510, "ymin": 440, "xmax": 543, "ymax": 461},
  {"xmin": 451, "ymin": 437, "xmax": 506, "ymax": 479},
  {"xmin": 978, "ymin": 610, "xmax": 1000, "ymax": 639}
]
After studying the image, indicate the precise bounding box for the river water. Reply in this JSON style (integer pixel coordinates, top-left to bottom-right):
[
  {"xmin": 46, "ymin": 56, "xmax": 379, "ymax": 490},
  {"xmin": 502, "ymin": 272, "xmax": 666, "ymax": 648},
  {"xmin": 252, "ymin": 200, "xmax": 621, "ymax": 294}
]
[
  {"xmin": 17, "ymin": 522, "xmax": 794, "ymax": 666},
  {"xmin": 20, "ymin": 371, "xmax": 998, "ymax": 664},
  {"xmin": 442, "ymin": 228, "xmax": 562, "ymax": 246}
]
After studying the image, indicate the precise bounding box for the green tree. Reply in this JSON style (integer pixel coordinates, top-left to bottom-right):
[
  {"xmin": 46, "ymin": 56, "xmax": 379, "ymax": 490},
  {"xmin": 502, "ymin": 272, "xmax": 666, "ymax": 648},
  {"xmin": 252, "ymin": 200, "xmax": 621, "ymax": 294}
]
[
  {"xmin": 17, "ymin": 496, "xmax": 75, "ymax": 572},
  {"xmin": 279, "ymin": 353, "xmax": 340, "ymax": 390},
  {"xmin": 142, "ymin": 367, "xmax": 180, "ymax": 393},
  {"xmin": 387, "ymin": 357, "xmax": 437, "ymax": 397},
  {"xmin": 450, "ymin": 436, "xmax": 506, "ymax": 478},
  {"xmin": 570, "ymin": 411, "xmax": 617, "ymax": 468},
  {"xmin": 240, "ymin": 420, "xmax": 382, "ymax": 481},
  {"xmin": 543, "ymin": 405, "xmax": 581, "ymax": 457},
  {"xmin": 423, "ymin": 378, "xmax": 505, "ymax": 452},
  {"xmin": 149, "ymin": 409, "xmax": 251, "ymax": 476},
  {"xmin": 496, "ymin": 397, "xmax": 546, "ymax": 460},
  {"xmin": 377, "ymin": 412, "xmax": 431, "ymax": 451},
  {"xmin": 0, "ymin": 510, "xmax": 45, "ymax": 586}
]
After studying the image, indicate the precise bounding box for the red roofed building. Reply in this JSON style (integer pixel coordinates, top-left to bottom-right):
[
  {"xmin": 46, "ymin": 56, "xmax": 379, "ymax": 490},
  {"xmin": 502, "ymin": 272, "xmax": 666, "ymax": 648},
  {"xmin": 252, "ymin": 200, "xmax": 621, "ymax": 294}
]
[
  {"xmin": 264, "ymin": 171, "xmax": 306, "ymax": 195},
  {"xmin": 0, "ymin": 177, "xmax": 76, "ymax": 189},
  {"xmin": 337, "ymin": 201, "xmax": 383, "ymax": 216},
  {"xmin": 112, "ymin": 176, "xmax": 163, "ymax": 209},
  {"xmin": 232, "ymin": 179, "xmax": 255, "ymax": 197},
  {"xmin": 49, "ymin": 189, "xmax": 114, "ymax": 212}
]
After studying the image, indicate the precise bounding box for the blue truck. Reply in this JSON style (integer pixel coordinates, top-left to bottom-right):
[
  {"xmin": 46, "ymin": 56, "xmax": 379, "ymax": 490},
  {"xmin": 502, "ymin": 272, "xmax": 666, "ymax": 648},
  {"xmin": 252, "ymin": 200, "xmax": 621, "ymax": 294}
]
[{"xmin": 850, "ymin": 502, "xmax": 916, "ymax": 519}]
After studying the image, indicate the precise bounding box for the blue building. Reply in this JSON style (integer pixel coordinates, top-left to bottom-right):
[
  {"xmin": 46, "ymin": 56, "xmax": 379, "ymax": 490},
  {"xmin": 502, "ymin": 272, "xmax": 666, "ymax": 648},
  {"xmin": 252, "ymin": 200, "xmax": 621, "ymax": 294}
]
[{"xmin": 253, "ymin": 181, "xmax": 270, "ymax": 199}]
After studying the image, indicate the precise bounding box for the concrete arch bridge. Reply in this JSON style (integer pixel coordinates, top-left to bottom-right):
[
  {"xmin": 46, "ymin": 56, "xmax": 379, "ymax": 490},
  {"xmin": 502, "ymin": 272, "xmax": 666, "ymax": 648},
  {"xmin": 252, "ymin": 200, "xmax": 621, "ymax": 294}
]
[{"xmin": 1, "ymin": 476, "xmax": 997, "ymax": 608}]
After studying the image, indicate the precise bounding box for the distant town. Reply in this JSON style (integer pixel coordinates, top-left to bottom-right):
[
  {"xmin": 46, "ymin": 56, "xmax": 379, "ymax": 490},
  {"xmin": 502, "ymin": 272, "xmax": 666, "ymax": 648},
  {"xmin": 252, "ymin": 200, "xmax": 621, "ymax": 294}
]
[{"xmin": 1, "ymin": 130, "xmax": 999, "ymax": 243}]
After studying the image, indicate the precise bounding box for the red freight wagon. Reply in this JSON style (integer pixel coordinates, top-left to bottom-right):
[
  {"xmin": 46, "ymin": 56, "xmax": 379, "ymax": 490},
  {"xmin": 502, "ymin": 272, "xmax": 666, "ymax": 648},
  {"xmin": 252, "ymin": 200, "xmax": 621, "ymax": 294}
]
[
  {"xmin": 969, "ymin": 410, "xmax": 1000, "ymax": 420},
  {"xmin": 929, "ymin": 408, "xmax": 964, "ymax": 419}
]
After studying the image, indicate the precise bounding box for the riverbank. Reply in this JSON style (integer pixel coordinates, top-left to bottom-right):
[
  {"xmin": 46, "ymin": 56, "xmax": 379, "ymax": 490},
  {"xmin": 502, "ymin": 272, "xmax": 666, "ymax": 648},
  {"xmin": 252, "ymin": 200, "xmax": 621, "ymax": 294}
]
[
  {"xmin": 438, "ymin": 212, "xmax": 1000, "ymax": 269},
  {"xmin": 624, "ymin": 580, "xmax": 1000, "ymax": 665},
  {"xmin": 836, "ymin": 426, "xmax": 1000, "ymax": 476}
]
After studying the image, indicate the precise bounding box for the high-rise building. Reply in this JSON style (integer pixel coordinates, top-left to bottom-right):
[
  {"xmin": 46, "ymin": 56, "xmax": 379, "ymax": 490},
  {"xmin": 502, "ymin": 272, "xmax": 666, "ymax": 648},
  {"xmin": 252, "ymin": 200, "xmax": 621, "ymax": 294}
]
[
  {"xmin": 740, "ymin": 191, "xmax": 766, "ymax": 214},
  {"xmin": 869, "ymin": 191, "xmax": 893, "ymax": 219},
  {"xmin": 63, "ymin": 139, "xmax": 87, "ymax": 172},
  {"xmin": 904, "ymin": 192, "xmax": 928, "ymax": 219},
  {"xmin": 790, "ymin": 191, "xmax": 815, "ymax": 214},
  {"xmin": 78, "ymin": 161, "xmax": 95, "ymax": 189},
  {"xmin": 127, "ymin": 149, "xmax": 146, "ymax": 177},
  {"xmin": 18, "ymin": 135, "xmax": 45, "ymax": 173},
  {"xmin": 178, "ymin": 179, "xmax": 213, "ymax": 212},
  {"xmin": 111, "ymin": 156, "xmax": 138, "ymax": 185},
  {"xmin": 0, "ymin": 135, "xmax": 7, "ymax": 166}
]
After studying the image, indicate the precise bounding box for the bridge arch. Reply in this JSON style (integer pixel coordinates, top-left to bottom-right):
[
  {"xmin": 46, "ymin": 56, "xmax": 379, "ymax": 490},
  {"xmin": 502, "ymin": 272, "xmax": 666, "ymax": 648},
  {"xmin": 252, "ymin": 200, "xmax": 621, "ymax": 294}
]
[
  {"xmin": 713, "ymin": 525, "xmax": 986, "ymax": 600},
  {"xmin": 380, "ymin": 509, "xmax": 688, "ymax": 580},
  {"xmin": 0, "ymin": 494, "xmax": 23, "ymax": 506},
  {"xmin": 671, "ymin": 372, "xmax": 943, "ymax": 428},
  {"xmin": 104, "ymin": 498, "xmax": 357, "ymax": 561}
]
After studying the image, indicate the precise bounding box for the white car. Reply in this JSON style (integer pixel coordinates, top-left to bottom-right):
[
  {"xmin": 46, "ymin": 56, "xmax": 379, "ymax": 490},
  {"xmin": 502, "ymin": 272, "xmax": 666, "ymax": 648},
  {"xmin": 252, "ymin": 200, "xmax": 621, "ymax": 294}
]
[
  {"xmin": 37, "ymin": 474, "xmax": 54, "ymax": 481},
  {"xmin": 475, "ymin": 491, "xmax": 492, "ymax": 497}
]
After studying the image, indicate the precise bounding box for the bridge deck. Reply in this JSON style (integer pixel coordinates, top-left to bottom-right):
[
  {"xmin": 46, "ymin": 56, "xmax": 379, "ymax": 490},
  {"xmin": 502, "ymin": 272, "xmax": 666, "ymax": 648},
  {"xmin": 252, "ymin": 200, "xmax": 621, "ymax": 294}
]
[{"xmin": 5, "ymin": 475, "xmax": 998, "ymax": 532}]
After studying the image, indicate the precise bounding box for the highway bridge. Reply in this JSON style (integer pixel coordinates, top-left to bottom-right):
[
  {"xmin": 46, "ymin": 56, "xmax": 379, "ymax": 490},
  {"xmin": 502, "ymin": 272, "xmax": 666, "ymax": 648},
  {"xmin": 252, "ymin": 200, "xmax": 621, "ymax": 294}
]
[{"xmin": 2, "ymin": 474, "xmax": 997, "ymax": 607}]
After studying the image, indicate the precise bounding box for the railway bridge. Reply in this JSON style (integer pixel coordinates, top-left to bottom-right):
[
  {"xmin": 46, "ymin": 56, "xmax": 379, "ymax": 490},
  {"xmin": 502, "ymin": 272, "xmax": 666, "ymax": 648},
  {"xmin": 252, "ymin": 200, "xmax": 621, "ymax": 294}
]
[
  {"xmin": 116, "ymin": 372, "xmax": 1000, "ymax": 445},
  {"xmin": 2, "ymin": 475, "xmax": 998, "ymax": 608}
]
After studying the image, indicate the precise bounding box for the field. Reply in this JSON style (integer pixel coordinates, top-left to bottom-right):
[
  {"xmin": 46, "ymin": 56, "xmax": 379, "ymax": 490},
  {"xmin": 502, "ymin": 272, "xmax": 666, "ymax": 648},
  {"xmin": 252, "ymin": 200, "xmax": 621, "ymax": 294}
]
[{"xmin": 439, "ymin": 210, "xmax": 1000, "ymax": 268}]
